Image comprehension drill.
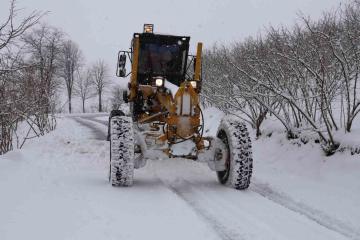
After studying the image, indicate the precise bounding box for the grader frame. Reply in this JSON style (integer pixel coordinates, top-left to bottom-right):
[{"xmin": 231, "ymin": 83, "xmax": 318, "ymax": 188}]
[{"xmin": 109, "ymin": 24, "xmax": 253, "ymax": 190}]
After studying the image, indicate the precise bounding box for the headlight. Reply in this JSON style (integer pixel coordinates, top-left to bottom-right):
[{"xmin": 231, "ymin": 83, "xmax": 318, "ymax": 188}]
[
  {"xmin": 190, "ymin": 81, "xmax": 197, "ymax": 88},
  {"xmin": 155, "ymin": 78, "xmax": 164, "ymax": 87}
]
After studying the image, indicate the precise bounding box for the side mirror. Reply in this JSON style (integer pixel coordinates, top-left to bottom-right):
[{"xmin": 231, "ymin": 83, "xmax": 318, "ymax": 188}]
[{"xmin": 116, "ymin": 53, "xmax": 127, "ymax": 77}]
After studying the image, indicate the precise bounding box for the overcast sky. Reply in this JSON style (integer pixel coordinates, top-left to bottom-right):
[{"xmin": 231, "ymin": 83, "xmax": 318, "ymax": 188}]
[{"xmin": 1, "ymin": 0, "xmax": 344, "ymax": 71}]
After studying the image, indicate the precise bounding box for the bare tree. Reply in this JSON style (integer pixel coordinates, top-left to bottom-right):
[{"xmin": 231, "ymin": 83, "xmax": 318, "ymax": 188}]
[
  {"xmin": 203, "ymin": 45, "xmax": 276, "ymax": 138},
  {"xmin": 74, "ymin": 69, "xmax": 94, "ymax": 113},
  {"xmin": 110, "ymin": 87, "xmax": 125, "ymax": 110},
  {"xmin": 0, "ymin": 0, "xmax": 43, "ymax": 52},
  {"xmin": 202, "ymin": 0, "xmax": 360, "ymax": 155},
  {"xmin": 58, "ymin": 40, "xmax": 83, "ymax": 113},
  {"xmin": 22, "ymin": 24, "xmax": 63, "ymax": 133},
  {"xmin": 91, "ymin": 59, "xmax": 109, "ymax": 112},
  {"xmin": 0, "ymin": 0, "xmax": 44, "ymax": 154}
]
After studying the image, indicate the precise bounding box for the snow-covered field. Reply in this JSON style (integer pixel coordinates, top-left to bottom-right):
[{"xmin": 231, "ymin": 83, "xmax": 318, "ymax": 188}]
[{"xmin": 0, "ymin": 109, "xmax": 359, "ymax": 240}]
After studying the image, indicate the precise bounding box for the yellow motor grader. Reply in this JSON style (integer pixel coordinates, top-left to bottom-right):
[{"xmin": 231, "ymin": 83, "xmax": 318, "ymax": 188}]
[{"xmin": 109, "ymin": 24, "xmax": 253, "ymax": 190}]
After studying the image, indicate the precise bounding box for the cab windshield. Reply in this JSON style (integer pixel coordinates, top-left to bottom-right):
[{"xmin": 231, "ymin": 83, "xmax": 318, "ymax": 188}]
[{"xmin": 138, "ymin": 42, "xmax": 186, "ymax": 76}]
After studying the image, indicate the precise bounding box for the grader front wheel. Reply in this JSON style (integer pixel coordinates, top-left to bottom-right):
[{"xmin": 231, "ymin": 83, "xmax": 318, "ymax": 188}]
[
  {"xmin": 216, "ymin": 118, "xmax": 253, "ymax": 190},
  {"xmin": 109, "ymin": 116, "xmax": 135, "ymax": 187}
]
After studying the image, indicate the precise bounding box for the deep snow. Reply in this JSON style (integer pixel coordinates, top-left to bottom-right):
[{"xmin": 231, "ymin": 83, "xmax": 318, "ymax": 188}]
[{"xmin": 0, "ymin": 109, "xmax": 359, "ymax": 240}]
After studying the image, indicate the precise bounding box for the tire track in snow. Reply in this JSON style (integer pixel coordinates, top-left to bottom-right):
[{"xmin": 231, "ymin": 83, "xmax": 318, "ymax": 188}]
[
  {"xmin": 71, "ymin": 117, "xmax": 237, "ymax": 240},
  {"xmin": 76, "ymin": 116, "xmax": 356, "ymax": 240},
  {"xmin": 161, "ymin": 180, "xmax": 244, "ymax": 240},
  {"xmin": 72, "ymin": 117, "xmax": 107, "ymax": 140},
  {"xmin": 251, "ymin": 181, "xmax": 359, "ymax": 240},
  {"xmin": 157, "ymin": 176, "xmax": 351, "ymax": 240},
  {"xmin": 77, "ymin": 115, "xmax": 108, "ymax": 126}
]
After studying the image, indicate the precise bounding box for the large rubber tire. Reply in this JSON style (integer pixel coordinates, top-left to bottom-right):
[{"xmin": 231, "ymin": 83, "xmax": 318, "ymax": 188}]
[
  {"xmin": 107, "ymin": 110, "xmax": 125, "ymax": 141},
  {"xmin": 109, "ymin": 116, "xmax": 135, "ymax": 187},
  {"xmin": 216, "ymin": 117, "xmax": 253, "ymax": 190}
]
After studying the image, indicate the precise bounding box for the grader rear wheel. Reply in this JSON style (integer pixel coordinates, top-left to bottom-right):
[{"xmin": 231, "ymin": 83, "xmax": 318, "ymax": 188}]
[{"xmin": 216, "ymin": 117, "xmax": 253, "ymax": 190}]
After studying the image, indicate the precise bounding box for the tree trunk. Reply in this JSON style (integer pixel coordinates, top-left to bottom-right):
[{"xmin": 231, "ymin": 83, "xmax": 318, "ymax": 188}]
[
  {"xmin": 255, "ymin": 110, "xmax": 267, "ymax": 138},
  {"xmin": 68, "ymin": 95, "xmax": 72, "ymax": 114},
  {"xmin": 346, "ymin": 120, "xmax": 352, "ymax": 133},
  {"xmin": 256, "ymin": 123, "xmax": 261, "ymax": 138},
  {"xmin": 82, "ymin": 99, "xmax": 86, "ymax": 113},
  {"xmin": 98, "ymin": 91, "xmax": 102, "ymax": 112}
]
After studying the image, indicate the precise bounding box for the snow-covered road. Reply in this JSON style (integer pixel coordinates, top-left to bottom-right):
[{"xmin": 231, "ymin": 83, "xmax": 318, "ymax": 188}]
[{"xmin": 0, "ymin": 115, "xmax": 358, "ymax": 240}]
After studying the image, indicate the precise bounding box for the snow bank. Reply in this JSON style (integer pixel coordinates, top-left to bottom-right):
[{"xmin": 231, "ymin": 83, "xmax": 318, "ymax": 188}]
[
  {"xmin": 0, "ymin": 117, "xmax": 220, "ymax": 240},
  {"xmin": 0, "ymin": 109, "xmax": 359, "ymax": 239},
  {"xmin": 202, "ymin": 107, "xmax": 360, "ymax": 237}
]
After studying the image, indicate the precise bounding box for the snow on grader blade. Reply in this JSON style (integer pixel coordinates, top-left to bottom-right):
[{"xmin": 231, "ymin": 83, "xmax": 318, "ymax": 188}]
[{"xmin": 109, "ymin": 24, "xmax": 253, "ymax": 189}]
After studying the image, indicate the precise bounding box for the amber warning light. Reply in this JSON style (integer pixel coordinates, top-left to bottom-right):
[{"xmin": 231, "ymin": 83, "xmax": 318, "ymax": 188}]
[{"xmin": 143, "ymin": 24, "xmax": 154, "ymax": 33}]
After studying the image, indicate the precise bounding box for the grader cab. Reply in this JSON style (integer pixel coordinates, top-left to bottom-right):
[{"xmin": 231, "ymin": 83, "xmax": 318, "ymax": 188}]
[{"xmin": 109, "ymin": 24, "xmax": 253, "ymax": 190}]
